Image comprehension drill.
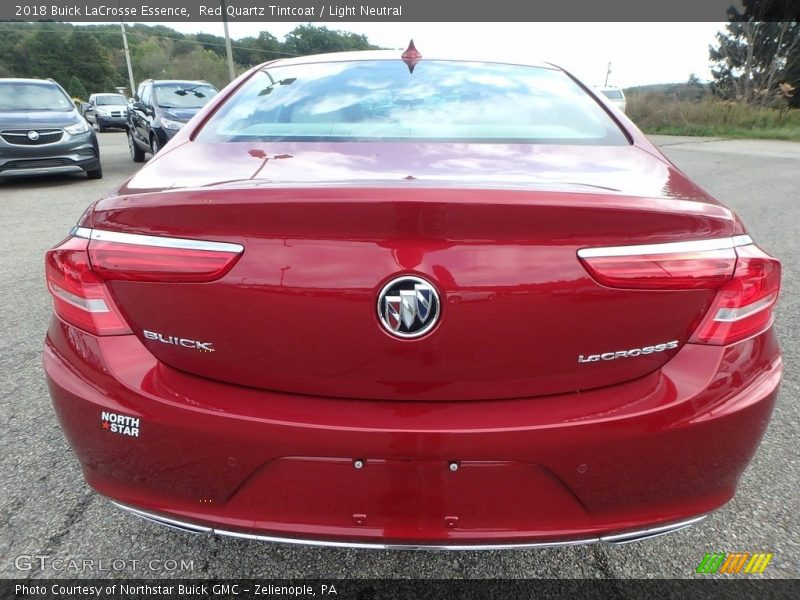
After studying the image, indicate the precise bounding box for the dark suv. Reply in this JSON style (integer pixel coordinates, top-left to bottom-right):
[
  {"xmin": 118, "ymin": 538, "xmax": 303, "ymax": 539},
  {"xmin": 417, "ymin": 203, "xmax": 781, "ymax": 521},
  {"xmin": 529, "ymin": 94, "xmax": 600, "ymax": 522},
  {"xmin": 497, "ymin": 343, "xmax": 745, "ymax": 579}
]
[
  {"xmin": 0, "ymin": 78, "xmax": 102, "ymax": 180},
  {"xmin": 83, "ymin": 93, "xmax": 129, "ymax": 132},
  {"xmin": 127, "ymin": 79, "xmax": 218, "ymax": 162}
]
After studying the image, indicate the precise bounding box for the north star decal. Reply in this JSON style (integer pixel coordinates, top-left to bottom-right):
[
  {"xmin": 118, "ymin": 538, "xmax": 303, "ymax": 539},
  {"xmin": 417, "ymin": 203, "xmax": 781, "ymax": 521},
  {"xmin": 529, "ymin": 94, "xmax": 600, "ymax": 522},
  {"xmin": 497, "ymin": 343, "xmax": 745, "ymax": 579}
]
[
  {"xmin": 578, "ymin": 340, "xmax": 679, "ymax": 363},
  {"xmin": 143, "ymin": 330, "xmax": 214, "ymax": 352},
  {"xmin": 101, "ymin": 411, "xmax": 140, "ymax": 437}
]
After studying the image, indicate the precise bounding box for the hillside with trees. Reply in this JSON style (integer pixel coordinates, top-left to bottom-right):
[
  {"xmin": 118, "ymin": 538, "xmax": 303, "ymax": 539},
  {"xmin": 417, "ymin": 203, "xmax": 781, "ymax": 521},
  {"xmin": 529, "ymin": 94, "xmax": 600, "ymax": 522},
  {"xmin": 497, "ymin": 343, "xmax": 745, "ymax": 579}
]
[
  {"xmin": 0, "ymin": 21, "xmax": 379, "ymax": 97},
  {"xmin": 709, "ymin": 0, "xmax": 799, "ymax": 109},
  {"xmin": 626, "ymin": 0, "xmax": 799, "ymax": 141}
]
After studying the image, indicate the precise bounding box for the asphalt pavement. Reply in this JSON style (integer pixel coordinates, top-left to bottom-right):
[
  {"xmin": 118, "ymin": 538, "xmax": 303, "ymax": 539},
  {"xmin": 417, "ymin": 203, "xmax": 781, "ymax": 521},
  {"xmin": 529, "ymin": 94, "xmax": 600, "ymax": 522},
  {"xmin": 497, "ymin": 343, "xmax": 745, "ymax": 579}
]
[{"xmin": 0, "ymin": 132, "xmax": 797, "ymax": 579}]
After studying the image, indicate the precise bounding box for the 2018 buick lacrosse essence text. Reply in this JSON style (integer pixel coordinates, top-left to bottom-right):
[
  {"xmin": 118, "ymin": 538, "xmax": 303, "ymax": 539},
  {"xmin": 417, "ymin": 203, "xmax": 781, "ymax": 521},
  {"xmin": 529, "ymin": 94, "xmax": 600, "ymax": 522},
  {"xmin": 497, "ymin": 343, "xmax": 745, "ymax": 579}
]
[{"xmin": 43, "ymin": 47, "xmax": 782, "ymax": 549}]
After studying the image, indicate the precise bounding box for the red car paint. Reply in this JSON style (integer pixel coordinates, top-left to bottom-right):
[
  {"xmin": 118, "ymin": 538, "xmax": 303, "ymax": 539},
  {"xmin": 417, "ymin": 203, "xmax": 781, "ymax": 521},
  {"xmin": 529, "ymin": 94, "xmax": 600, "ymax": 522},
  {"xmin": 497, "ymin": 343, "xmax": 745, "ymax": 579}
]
[{"xmin": 44, "ymin": 53, "xmax": 782, "ymax": 546}]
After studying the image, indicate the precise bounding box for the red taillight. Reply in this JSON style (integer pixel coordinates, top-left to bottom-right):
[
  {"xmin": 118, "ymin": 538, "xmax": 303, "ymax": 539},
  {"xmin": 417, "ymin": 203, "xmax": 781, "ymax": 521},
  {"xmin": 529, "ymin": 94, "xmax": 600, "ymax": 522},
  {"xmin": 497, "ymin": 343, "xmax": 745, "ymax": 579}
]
[
  {"xmin": 89, "ymin": 241, "xmax": 241, "ymax": 283},
  {"xmin": 45, "ymin": 236, "xmax": 131, "ymax": 336},
  {"xmin": 86, "ymin": 229, "xmax": 242, "ymax": 283},
  {"xmin": 689, "ymin": 244, "xmax": 781, "ymax": 345},
  {"xmin": 579, "ymin": 248, "xmax": 736, "ymax": 290},
  {"xmin": 46, "ymin": 229, "xmax": 244, "ymax": 335},
  {"xmin": 578, "ymin": 237, "xmax": 781, "ymax": 346}
]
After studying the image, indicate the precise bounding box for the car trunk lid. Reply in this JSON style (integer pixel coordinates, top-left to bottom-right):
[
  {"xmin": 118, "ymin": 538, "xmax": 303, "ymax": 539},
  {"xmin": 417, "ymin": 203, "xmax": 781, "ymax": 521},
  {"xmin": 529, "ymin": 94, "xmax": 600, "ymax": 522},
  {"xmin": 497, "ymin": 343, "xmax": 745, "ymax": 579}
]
[{"xmin": 88, "ymin": 177, "xmax": 734, "ymax": 401}]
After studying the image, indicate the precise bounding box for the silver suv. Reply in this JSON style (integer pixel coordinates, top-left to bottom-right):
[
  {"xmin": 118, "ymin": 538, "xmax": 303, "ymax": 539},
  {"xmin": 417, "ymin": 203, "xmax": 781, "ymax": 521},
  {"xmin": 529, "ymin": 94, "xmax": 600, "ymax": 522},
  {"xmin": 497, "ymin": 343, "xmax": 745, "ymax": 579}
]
[{"xmin": 0, "ymin": 78, "xmax": 102, "ymax": 180}]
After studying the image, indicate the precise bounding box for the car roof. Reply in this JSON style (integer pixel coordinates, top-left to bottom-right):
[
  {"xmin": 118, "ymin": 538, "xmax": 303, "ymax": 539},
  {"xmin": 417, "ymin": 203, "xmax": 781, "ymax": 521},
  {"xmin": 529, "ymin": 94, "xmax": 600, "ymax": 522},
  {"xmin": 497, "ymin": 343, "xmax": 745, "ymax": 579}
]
[
  {"xmin": 143, "ymin": 80, "xmax": 213, "ymax": 85},
  {"xmin": 261, "ymin": 49, "xmax": 559, "ymax": 71},
  {"xmin": 0, "ymin": 78, "xmax": 60, "ymax": 85}
]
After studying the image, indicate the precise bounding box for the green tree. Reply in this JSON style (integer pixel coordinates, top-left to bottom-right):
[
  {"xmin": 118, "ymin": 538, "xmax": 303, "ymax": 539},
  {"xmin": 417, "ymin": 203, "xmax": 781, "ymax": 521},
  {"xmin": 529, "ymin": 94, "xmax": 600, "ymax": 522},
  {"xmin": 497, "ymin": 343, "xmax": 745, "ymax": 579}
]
[
  {"xmin": 0, "ymin": 22, "xmax": 379, "ymax": 97},
  {"xmin": 163, "ymin": 47, "xmax": 231, "ymax": 89},
  {"xmin": 133, "ymin": 38, "xmax": 173, "ymax": 81},
  {"xmin": 67, "ymin": 32, "xmax": 118, "ymax": 92},
  {"xmin": 17, "ymin": 29, "xmax": 71, "ymax": 82},
  {"xmin": 282, "ymin": 25, "xmax": 378, "ymax": 56},
  {"xmin": 235, "ymin": 31, "xmax": 282, "ymax": 66},
  {"xmin": 66, "ymin": 75, "xmax": 88, "ymax": 100},
  {"xmin": 196, "ymin": 33, "xmax": 227, "ymax": 58},
  {"xmin": 710, "ymin": 1, "xmax": 800, "ymax": 107},
  {"xmin": 0, "ymin": 28, "xmax": 25, "ymax": 77}
]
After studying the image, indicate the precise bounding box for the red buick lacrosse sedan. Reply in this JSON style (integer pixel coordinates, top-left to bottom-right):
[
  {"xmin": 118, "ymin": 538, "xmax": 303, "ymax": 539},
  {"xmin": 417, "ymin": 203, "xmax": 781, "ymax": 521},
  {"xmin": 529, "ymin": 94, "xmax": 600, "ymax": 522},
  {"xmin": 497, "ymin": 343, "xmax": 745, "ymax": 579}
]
[{"xmin": 44, "ymin": 48, "xmax": 782, "ymax": 549}]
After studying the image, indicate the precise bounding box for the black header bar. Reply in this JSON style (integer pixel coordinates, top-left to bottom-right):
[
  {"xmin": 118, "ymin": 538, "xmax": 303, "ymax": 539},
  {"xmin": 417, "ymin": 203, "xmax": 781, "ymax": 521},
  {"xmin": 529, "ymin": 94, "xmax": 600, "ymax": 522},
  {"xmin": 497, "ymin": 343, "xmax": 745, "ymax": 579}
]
[{"xmin": 2, "ymin": 0, "xmax": 787, "ymax": 23}]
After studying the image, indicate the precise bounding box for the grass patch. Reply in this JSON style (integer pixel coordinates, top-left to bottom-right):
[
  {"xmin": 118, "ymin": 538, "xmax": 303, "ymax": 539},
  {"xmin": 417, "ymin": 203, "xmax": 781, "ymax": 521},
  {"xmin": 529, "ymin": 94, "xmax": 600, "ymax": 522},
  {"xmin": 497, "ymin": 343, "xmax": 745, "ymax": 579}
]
[{"xmin": 626, "ymin": 94, "xmax": 800, "ymax": 141}]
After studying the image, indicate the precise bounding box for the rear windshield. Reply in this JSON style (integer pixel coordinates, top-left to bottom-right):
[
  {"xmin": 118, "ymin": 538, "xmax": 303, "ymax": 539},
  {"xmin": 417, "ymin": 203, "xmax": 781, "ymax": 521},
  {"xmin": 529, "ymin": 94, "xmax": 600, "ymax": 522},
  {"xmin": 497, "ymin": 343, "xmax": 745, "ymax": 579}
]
[
  {"xmin": 96, "ymin": 94, "xmax": 128, "ymax": 106},
  {"xmin": 155, "ymin": 83, "xmax": 219, "ymax": 109},
  {"xmin": 0, "ymin": 82, "xmax": 73, "ymax": 112},
  {"xmin": 196, "ymin": 60, "xmax": 628, "ymax": 145}
]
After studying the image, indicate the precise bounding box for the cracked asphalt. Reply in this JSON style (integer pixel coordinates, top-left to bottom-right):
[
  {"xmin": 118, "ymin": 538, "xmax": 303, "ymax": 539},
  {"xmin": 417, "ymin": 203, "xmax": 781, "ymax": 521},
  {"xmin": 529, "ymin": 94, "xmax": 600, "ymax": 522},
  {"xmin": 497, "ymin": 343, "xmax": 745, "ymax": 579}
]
[{"xmin": 0, "ymin": 133, "xmax": 797, "ymax": 579}]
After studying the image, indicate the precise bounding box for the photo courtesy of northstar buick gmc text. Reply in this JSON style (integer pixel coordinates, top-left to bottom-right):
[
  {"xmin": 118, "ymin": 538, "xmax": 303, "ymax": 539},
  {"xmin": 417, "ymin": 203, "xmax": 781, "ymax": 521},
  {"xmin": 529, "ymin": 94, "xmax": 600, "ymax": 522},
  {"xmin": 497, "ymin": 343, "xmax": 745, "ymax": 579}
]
[{"xmin": 43, "ymin": 46, "xmax": 782, "ymax": 549}]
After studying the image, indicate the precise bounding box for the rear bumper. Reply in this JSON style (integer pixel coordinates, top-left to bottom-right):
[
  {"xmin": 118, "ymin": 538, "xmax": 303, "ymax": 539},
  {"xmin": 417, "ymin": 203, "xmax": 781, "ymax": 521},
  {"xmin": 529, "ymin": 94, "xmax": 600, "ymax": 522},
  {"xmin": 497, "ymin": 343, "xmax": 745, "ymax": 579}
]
[
  {"xmin": 0, "ymin": 134, "xmax": 99, "ymax": 177},
  {"xmin": 44, "ymin": 318, "xmax": 781, "ymax": 547},
  {"xmin": 96, "ymin": 116, "xmax": 128, "ymax": 129},
  {"xmin": 109, "ymin": 501, "xmax": 708, "ymax": 549},
  {"xmin": 0, "ymin": 158, "xmax": 99, "ymax": 177}
]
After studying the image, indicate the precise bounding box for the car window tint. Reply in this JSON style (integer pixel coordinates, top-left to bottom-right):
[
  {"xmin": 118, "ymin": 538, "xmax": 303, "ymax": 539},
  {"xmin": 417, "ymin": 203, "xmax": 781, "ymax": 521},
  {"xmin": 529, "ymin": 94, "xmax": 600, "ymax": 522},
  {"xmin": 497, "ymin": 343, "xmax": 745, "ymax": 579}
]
[
  {"xmin": 0, "ymin": 82, "xmax": 73, "ymax": 111},
  {"xmin": 197, "ymin": 60, "xmax": 628, "ymax": 145},
  {"xmin": 154, "ymin": 84, "xmax": 219, "ymax": 109},
  {"xmin": 141, "ymin": 85, "xmax": 152, "ymax": 107}
]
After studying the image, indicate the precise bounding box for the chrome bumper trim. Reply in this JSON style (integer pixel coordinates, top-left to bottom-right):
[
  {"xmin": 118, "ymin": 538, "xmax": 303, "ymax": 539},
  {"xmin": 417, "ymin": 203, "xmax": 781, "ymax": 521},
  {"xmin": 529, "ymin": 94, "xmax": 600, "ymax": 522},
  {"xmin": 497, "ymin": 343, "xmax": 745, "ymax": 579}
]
[
  {"xmin": 110, "ymin": 501, "xmax": 707, "ymax": 550},
  {"xmin": 212, "ymin": 529, "xmax": 598, "ymax": 550},
  {"xmin": 111, "ymin": 502, "xmax": 212, "ymax": 534},
  {"xmin": 599, "ymin": 514, "xmax": 707, "ymax": 544}
]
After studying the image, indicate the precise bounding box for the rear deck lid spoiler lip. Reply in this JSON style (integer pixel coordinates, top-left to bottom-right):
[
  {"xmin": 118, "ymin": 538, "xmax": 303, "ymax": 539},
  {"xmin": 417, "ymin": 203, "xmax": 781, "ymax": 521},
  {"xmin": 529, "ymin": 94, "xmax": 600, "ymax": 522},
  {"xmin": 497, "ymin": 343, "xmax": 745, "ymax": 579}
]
[
  {"xmin": 73, "ymin": 228, "xmax": 751, "ymax": 260},
  {"xmin": 577, "ymin": 235, "xmax": 753, "ymax": 258},
  {"xmin": 71, "ymin": 226, "xmax": 243, "ymax": 253}
]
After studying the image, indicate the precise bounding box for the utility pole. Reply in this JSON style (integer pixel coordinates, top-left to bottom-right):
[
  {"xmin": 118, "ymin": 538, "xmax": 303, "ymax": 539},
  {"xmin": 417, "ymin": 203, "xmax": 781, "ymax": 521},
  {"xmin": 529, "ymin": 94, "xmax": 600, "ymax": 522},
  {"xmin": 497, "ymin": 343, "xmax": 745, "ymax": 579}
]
[
  {"xmin": 120, "ymin": 22, "xmax": 136, "ymax": 96},
  {"xmin": 604, "ymin": 61, "xmax": 612, "ymax": 87},
  {"xmin": 221, "ymin": 0, "xmax": 236, "ymax": 83}
]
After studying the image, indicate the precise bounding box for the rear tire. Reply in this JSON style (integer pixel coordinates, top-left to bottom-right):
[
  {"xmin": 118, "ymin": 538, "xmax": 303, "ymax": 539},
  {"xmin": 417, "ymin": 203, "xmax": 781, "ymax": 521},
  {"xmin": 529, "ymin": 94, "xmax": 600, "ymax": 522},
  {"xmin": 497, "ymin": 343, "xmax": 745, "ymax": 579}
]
[
  {"xmin": 96, "ymin": 121, "xmax": 105, "ymax": 133},
  {"xmin": 86, "ymin": 164, "xmax": 103, "ymax": 180},
  {"xmin": 128, "ymin": 130, "xmax": 145, "ymax": 163}
]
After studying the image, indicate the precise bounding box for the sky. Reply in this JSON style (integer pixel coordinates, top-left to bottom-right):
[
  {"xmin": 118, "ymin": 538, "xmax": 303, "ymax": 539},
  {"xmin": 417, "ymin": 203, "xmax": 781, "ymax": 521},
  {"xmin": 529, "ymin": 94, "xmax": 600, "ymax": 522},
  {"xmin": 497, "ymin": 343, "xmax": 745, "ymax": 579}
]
[{"xmin": 148, "ymin": 21, "xmax": 727, "ymax": 88}]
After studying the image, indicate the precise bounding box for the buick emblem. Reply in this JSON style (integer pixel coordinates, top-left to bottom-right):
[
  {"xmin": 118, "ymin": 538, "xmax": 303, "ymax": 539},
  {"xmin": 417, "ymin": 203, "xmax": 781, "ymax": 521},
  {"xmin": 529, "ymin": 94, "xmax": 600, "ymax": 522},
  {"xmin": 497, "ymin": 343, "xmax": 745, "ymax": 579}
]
[
  {"xmin": 377, "ymin": 276, "xmax": 441, "ymax": 339},
  {"xmin": 27, "ymin": 130, "xmax": 40, "ymax": 141}
]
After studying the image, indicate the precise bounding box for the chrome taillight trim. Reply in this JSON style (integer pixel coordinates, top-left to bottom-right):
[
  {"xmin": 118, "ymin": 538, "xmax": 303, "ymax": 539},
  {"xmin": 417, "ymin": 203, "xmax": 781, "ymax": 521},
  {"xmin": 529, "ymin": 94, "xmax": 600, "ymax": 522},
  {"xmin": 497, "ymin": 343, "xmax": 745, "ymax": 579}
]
[
  {"xmin": 71, "ymin": 227, "xmax": 92, "ymax": 239},
  {"xmin": 110, "ymin": 500, "xmax": 707, "ymax": 550},
  {"xmin": 70, "ymin": 227, "xmax": 243, "ymax": 253},
  {"xmin": 577, "ymin": 235, "xmax": 753, "ymax": 259}
]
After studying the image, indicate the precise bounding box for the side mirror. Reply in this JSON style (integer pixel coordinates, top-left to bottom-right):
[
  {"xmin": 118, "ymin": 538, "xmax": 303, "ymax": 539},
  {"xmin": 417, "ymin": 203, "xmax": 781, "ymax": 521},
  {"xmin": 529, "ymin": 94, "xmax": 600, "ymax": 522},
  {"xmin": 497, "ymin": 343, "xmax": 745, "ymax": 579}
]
[
  {"xmin": 80, "ymin": 103, "xmax": 91, "ymax": 114},
  {"xmin": 132, "ymin": 101, "xmax": 146, "ymax": 112}
]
